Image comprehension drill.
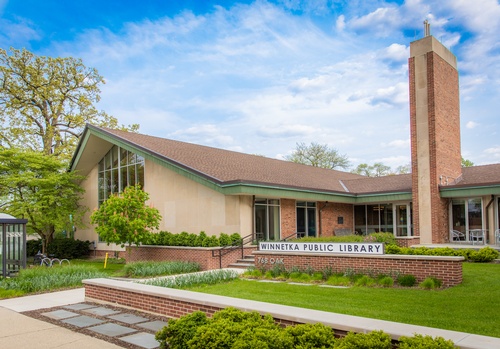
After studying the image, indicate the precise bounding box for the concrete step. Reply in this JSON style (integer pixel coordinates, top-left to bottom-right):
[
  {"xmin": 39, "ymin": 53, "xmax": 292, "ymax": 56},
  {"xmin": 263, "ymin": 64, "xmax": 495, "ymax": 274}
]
[
  {"xmin": 227, "ymin": 262, "xmax": 254, "ymax": 269},
  {"xmin": 228, "ymin": 254, "xmax": 255, "ymax": 269}
]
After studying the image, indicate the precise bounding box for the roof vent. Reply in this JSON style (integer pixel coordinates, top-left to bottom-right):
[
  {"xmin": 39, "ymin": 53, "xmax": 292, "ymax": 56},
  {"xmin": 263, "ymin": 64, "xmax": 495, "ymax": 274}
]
[{"xmin": 424, "ymin": 19, "xmax": 431, "ymax": 37}]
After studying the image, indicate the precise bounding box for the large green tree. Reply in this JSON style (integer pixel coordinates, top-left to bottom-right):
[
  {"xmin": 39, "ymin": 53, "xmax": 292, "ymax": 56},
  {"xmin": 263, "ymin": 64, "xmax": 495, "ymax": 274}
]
[
  {"xmin": 0, "ymin": 48, "xmax": 138, "ymax": 160},
  {"xmin": 90, "ymin": 185, "xmax": 161, "ymax": 247},
  {"xmin": 0, "ymin": 148, "xmax": 86, "ymax": 252},
  {"xmin": 284, "ymin": 142, "xmax": 350, "ymax": 170}
]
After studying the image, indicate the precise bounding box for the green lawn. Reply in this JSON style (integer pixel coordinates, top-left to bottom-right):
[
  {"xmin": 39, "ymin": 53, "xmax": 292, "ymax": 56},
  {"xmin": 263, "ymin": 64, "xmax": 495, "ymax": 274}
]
[{"xmin": 189, "ymin": 263, "xmax": 500, "ymax": 338}]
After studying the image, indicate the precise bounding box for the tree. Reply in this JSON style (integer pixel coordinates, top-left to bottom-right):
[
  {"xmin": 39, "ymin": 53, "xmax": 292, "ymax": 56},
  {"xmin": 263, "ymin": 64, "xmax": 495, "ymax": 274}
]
[
  {"xmin": 284, "ymin": 142, "xmax": 350, "ymax": 170},
  {"xmin": 0, "ymin": 48, "xmax": 138, "ymax": 161},
  {"xmin": 0, "ymin": 148, "xmax": 86, "ymax": 252},
  {"xmin": 394, "ymin": 163, "xmax": 411, "ymax": 174},
  {"xmin": 462, "ymin": 157, "xmax": 474, "ymax": 167},
  {"xmin": 90, "ymin": 185, "xmax": 161, "ymax": 247},
  {"xmin": 352, "ymin": 162, "xmax": 403, "ymax": 177}
]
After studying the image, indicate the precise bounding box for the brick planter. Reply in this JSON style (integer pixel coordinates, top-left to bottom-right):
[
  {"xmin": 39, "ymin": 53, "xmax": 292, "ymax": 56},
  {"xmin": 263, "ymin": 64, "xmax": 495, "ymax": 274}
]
[
  {"xmin": 124, "ymin": 245, "xmax": 257, "ymax": 270},
  {"xmin": 253, "ymin": 251, "xmax": 464, "ymax": 287},
  {"xmin": 83, "ymin": 278, "xmax": 496, "ymax": 348}
]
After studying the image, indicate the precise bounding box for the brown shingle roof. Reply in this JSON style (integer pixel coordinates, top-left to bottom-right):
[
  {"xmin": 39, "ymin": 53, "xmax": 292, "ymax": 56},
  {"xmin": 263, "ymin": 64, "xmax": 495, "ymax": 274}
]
[
  {"xmin": 342, "ymin": 174, "xmax": 412, "ymax": 194},
  {"xmin": 95, "ymin": 126, "xmax": 364, "ymax": 194},
  {"xmin": 85, "ymin": 126, "xmax": 500, "ymax": 196},
  {"xmin": 449, "ymin": 164, "xmax": 500, "ymax": 187}
]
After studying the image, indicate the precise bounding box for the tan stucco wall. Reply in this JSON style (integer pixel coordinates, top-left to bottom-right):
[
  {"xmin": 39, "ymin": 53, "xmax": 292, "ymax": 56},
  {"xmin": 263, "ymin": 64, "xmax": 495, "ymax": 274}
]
[
  {"xmin": 75, "ymin": 159, "xmax": 252, "ymax": 250},
  {"xmin": 138, "ymin": 160, "xmax": 251, "ymax": 236}
]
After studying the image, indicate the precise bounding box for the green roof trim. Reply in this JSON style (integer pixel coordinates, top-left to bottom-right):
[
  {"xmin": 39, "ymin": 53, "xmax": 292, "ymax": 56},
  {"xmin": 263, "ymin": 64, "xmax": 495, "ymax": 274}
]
[{"xmin": 440, "ymin": 185, "xmax": 500, "ymax": 198}]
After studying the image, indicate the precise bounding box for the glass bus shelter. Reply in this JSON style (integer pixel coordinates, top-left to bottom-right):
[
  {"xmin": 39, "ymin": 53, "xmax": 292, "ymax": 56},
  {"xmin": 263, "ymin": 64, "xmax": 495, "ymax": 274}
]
[{"xmin": 0, "ymin": 213, "xmax": 27, "ymax": 277}]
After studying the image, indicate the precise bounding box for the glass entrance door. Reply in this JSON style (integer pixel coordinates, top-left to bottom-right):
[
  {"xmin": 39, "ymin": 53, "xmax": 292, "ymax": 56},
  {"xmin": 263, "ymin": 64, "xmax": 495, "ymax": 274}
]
[
  {"xmin": 396, "ymin": 204, "xmax": 408, "ymax": 236},
  {"xmin": 254, "ymin": 199, "xmax": 280, "ymax": 241},
  {"xmin": 296, "ymin": 202, "xmax": 316, "ymax": 238}
]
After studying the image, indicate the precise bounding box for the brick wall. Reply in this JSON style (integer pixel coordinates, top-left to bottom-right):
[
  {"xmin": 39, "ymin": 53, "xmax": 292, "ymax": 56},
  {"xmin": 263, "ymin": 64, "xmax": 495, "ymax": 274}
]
[
  {"xmin": 254, "ymin": 251, "xmax": 462, "ymax": 287},
  {"xmin": 124, "ymin": 245, "xmax": 257, "ymax": 270},
  {"xmin": 395, "ymin": 237, "xmax": 421, "ymax": 247},
  {"xmin": 280, "ymin": 199, "xmax": 296, "ymax": 238},
  {"xmin": 410, "ymin": 47, "xmax": 461, "ymax": 243},
  {"xmin": 320, "ymin": 202, "xmax": 353, "ymax": 237}
]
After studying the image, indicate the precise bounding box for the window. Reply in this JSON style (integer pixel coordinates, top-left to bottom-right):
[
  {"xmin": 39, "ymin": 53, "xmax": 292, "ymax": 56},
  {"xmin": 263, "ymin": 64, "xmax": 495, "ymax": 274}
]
[
  {"xmin": 296, "ymin": 202, "xmax": 316, "ymax": 238},
  {"xmin": 98, "ymin": 145, "xmax": 145, "ymax": 205},
  {"xmin": 254, "ymin": 199, "xmax": 280, "ymax": 241},
  {"xmin": 451, "ymin": 198, "xmax": 483, "ymax": 239},
  {"xmin": 355, "ymin": 203, "xmax": 411, "ymax": 236}
]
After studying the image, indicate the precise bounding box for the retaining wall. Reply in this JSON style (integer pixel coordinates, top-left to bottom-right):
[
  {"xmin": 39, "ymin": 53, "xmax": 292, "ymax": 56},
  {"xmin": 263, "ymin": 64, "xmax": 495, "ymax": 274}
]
[
  {"xmin": 124, "ymin": 245, "xmax": 257, "ymax": 270},
  {"xmin": 83, "ymin": 278, "xmax": 497, "ymax": 349}
]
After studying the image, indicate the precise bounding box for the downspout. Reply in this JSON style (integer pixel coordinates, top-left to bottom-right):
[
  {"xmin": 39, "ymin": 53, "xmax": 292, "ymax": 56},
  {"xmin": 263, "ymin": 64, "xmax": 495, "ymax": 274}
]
[
  {"xmin": 252, "ymin": 195, "xmax": 255, "ymax": 241},
  {"xmin": 319, "ymin": 202, "xmax": 329, "ymax": 237}
]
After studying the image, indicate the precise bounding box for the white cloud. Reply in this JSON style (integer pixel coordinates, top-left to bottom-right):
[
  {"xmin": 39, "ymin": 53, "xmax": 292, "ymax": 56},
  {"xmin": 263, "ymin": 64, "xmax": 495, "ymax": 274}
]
[
  {"xmin": 382, "ymin": 139, "xmax": 410, "ymax": 148},
  {"xmin": 336, "ymin": 14, "xmax": 345, "ymax": 32},
  {"xmin": 168, "ymin": 124, "xmax": 235, "ymax": 148},
  {"xmin": 466, "ymin": 121, "xmax": 479, "ymax": 129},
  {"xmin": 14, "ymin": 0, "xmax": 497, "ymax": 167},
  {"xmin": 0, "ymin": 18, "xmax": 41, "ymax": 47}
]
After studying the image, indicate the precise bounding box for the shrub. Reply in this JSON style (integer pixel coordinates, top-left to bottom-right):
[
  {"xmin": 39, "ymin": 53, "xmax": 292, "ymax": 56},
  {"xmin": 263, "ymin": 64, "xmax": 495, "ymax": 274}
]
[
  {"xmin": 122, "ymin": 260, "xmax": 200, "ymax": 277},
  {"xmin": 0, "ymin": 265, "xmax": 106, "ymax": 293},
  {"xmin": 26, "ymin": 239, "xmax": 43, "ymax": 257},
  {"xmin": 364, "ymin": 232, "xmax": 396, "ymax": 245},
  {"xmin": 230, "ymin": 232, "xmax": 242, "ymax": 244},
  {"xmin": 187, "ymin": 308, "xmax": 287, "ymax": 349},
  {"xmin": 335, "ymin": 330, "xmax": 392, "ymax": 349},
  {"xmin": 398, "ymin": 334, "xmax": 457, "ymax": 348},
  {"xmin": 47, "ymin": 238, "xmax": 91, "ymax": 259},
  {"xmin": 218, "ymin": 233, "xmax": 231, "ymax": 246},
  {"xmin": 378, "ymin": 276, "xmax": 394, "ymax": 288},
  {"xmin": 419, "ymin": 277, "xmax": 442, "ymax": 290},
  {"xmin": 142, "ymin": 269, "xmax": 239, "ymax": 289},
  {"xmin": 385, "ymin": 244, "xmax": 402, "ymax": 254},
  {"xmin": 354, "ymin": 275, "xmax": 376, "ymax": 287},
  {"xmin": 397, "ymin": 274, "xmax": 417, "ymax": 287},
  {"xmin": 326, "ymin": 275, "xmax": 351, "ymax": 287},
  {"xmin": 285, "ymin": 322, "xmax": 336, "ymax": 348},
  {"xmin": 155, "ymin": 311, "xmax": 208, "ymax": 349},
  {"xmin": 468, "ymin": 247, "xmax": 499, "ymax": 263}
]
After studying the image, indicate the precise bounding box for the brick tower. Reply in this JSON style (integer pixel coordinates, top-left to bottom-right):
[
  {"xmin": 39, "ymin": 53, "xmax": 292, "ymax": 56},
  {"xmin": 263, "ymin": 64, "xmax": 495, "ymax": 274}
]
[{"xmin": 409, "ymin": 27, "xmax": 462, "ymax": 243}]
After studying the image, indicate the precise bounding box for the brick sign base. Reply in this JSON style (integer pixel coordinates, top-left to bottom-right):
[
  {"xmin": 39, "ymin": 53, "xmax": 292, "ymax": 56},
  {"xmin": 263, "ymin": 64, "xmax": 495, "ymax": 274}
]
[{"xmin": 253, "ymin": 251, "xmax": 464, "ymax": 287}]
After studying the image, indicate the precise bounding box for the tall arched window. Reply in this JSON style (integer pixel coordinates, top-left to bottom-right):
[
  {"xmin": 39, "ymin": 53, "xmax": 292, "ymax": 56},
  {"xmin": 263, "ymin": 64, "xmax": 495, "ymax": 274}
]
[{"xmin": 98, "ymin": 146, "xmax": 144, "ymax": 205}]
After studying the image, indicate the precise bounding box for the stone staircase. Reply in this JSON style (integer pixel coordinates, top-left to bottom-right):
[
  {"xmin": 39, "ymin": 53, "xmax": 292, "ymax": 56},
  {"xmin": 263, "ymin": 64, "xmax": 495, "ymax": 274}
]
[{"xmin": 228, "ymin": 254, "xmax": 255, "ymax": 269}]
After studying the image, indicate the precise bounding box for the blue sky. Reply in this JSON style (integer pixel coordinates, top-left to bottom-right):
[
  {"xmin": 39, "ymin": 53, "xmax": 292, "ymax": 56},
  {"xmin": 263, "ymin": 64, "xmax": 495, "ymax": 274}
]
[{"xmin": 1, "ymin": 0, "xmax": 500, "ymax": 168}]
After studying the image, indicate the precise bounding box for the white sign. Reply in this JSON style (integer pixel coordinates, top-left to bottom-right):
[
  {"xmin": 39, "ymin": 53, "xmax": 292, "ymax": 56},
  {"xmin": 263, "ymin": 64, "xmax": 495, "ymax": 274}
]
[{"xmin": 259, "ymin": 242, "xmax": 384, "ymax": 255}]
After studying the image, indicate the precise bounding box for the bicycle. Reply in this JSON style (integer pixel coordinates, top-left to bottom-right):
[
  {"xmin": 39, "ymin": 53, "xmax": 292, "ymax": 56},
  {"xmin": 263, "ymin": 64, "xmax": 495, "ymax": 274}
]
[{"xmin": 34, "ymin": 252, "xmax": 70, "ymax": 267}]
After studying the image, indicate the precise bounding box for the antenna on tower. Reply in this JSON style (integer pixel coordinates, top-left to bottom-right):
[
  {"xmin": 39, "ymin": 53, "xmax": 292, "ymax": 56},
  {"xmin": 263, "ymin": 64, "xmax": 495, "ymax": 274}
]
[{"xmin": 424, "ymin": 19, "xmax": 431, "ymax": 37}]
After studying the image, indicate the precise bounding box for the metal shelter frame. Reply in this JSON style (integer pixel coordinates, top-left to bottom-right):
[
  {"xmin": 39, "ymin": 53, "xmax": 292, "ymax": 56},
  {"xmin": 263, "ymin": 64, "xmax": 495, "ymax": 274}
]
[{"xmin": 0, "ymin": 214, "xmax": 28, "ymax": 277}]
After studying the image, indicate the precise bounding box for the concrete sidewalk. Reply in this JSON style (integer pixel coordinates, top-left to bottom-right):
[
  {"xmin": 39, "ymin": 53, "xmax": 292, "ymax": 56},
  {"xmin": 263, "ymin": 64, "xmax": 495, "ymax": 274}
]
[{"xmin": 0, "ymin": 288, "xmax": 122, "ymax": 349}]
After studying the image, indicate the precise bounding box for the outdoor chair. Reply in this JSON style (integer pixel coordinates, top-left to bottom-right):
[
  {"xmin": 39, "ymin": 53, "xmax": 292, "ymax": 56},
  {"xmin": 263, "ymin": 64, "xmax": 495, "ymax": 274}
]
[
  {"xmin": 334, "ymin": 228, "xmax": 354, "ymax": 237},
  {"xmin": 495, "ymin": 229, "xmax": 500, "ymax": 246},
  {"xmin": 469, "ymin": 229, "xmax": 485, "ymax": 245},
  {"xmin": 450, "ymin": 229, "xmax": 465, "ymax": 243}
]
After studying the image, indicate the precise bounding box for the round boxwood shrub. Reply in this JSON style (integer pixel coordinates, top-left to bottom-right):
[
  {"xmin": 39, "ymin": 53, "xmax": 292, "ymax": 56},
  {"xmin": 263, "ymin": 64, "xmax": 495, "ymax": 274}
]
[
  {"xmin": 468, "ymin": 246, "xmax": 499, "ymax": 263},
  {"xmin": 398, "ymin": 334, "xmax": 457, "ymax": 348}
]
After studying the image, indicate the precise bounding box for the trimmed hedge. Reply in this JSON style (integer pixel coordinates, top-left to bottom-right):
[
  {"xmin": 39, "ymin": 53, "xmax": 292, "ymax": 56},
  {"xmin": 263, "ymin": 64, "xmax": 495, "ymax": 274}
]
[
  {"xmin": 145, "ymin": 231, "xmax": 241, "ymax": 247},
  {"xmin": 155, "ymin": 307, "xmax": 458, "ymax": 348},
  {"xmin": 385, "ymin": 245, "xmax": 499, "ymax": 263},
  {"xmin": 27, "ymin": 238, "xmax": 91, "ymax": 259}
]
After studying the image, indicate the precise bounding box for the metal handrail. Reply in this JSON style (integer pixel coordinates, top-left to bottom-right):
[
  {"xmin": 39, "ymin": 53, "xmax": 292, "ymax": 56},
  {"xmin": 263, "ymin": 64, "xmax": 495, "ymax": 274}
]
[
  {"xmin": 281, "ymin": 232, "xmax": 299, "ymax": 241},
  {"xmin": 211, "ymin": 233, "xmax": 255, "ymax": 269}
]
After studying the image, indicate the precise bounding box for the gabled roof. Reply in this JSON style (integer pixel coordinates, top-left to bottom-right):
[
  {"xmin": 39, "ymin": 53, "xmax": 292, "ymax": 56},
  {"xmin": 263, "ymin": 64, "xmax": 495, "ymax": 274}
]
[{"xmin": 71, "ymin": 125, "xmax": 500, "ymax": 201}]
